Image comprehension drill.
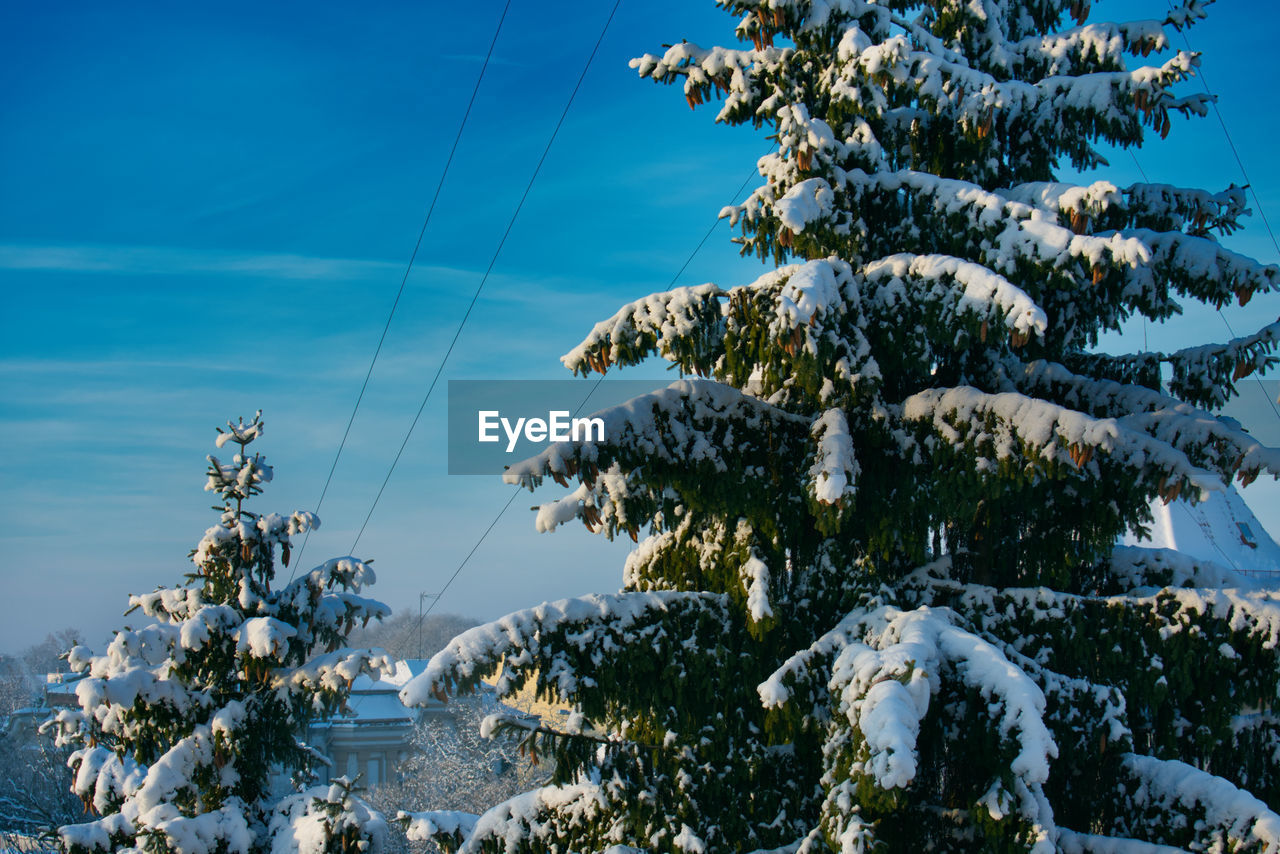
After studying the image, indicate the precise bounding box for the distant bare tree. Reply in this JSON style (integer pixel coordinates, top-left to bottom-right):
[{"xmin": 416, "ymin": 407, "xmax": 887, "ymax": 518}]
[
  {"xmin": 0, "ymin": 715, "xmax": 79, "ymax": 851},
  {"xmin": 0, "ymin": 657, "xmax": 35, "ymax": 719},
  {"xmin": 0, "ymin": 630, "xmax": 93, "ymax": 848},
  {"xmin": 368, "ymin": 692, "xmax": 547, "ymax": 854},
  {"xmin": 0, "ymin": 629, "xmax": 81, "ymax": 718},
  {"xmin": 22, "ymin": 630, "xmax": 81, "ymax": 679},
  {"xmin": 346, "ymin": 611, "xmax": 478, "ymax": 662}
]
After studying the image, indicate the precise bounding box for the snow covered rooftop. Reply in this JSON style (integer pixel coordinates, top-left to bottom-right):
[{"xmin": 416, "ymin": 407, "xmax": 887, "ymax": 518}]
[
  {"xmin": 1125, "ymin": 486, "xmax": 1280, "ymax": 583},
  {"xmin": 320, "ymin": 659, "xmax": 443, "ymax": 728}
]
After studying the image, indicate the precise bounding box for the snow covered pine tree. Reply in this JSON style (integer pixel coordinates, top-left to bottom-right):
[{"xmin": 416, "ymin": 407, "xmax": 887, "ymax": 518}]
[
  {"xmin": 400, "ymin": 2, "xmax": 1280, "ymax": 851},
  {"xmin": 49, "ymin": 414, "xmax": 392, "ymax": 854}
]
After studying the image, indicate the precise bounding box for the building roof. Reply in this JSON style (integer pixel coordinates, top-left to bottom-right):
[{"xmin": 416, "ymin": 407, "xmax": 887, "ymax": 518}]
[
  {"xmin": 320, "ymin": 658, "xmax": 445, "ymax": 728},
  {"xmin": 1124, "ymin": 486, "xmax": 1280, "ymax": 583}
]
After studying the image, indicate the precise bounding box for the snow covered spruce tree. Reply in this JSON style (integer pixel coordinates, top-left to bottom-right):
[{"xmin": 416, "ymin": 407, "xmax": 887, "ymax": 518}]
[
  {"xmin": 401, "ymin": 2, "xmax": 1280, "ymax": 851},
  {"xmin": 49, "ymin": 414, "xmax": 392, "ymax": 854}
]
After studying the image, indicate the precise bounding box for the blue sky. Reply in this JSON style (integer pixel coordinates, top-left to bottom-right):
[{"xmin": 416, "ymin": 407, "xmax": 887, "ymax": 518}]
[{"xmin": 2, "ymin": 1, "xmax": 1278, "ymax": 654}]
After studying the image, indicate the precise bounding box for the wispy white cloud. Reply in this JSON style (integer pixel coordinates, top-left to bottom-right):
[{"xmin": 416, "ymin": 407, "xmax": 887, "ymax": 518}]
[
  {"xmin": 0, "ymin": 357, "xmax": 274, "ymax": 376},
  {"xmin": 0, "ymin": 243, "xmax": 402, "ymax": 280}
]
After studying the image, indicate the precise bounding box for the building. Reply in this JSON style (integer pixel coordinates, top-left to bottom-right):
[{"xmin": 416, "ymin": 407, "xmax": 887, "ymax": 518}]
[
  {"xmin": 1123, "ymin": 485, "xmax": 1280, "ymax": 583},
  {"xmin": 308, "ymin": 658, "xmax": 450, "ymax": 786}
]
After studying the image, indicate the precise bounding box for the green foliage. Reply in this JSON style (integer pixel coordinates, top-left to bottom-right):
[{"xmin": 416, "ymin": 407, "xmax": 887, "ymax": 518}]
[
  {"xmin": 50, "ymin": 414, "xmax": 391, "ymax": 854},
  {"xmin": 403, "ymin": 1, "xmax": 1280, "ymax": 851}
]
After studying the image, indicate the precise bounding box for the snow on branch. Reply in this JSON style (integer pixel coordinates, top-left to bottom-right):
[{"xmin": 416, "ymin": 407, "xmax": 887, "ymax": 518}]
[
  {"xmin": 562, "ymin": 260, "xmax": 882, "ymax": 411},
  {"xmin": 502, "ymin": 380, "xmax": 811, "ymax": 539},
  {"xmin": 1117, "ymin": 753, "xmax": 1280, "ymax": 852},
  {"xmin": 896, "ymin": 567, "xmax": 1280, "ymax": 767},
  {"xmin": 720, "ymin": 259, "xmax": 881, "ymax": 409},
  {"xmin": 60, "ymin": 727, "xmax": 256, "ymax": 854},
  {"xmin": 619, "ymin": 516, "xmax": 789, "ymax": 629},
  {"xmin": 729, "ymin": 165, "xmax": 1154, "ymax": 309},
  {"xmin": 807, "ymin": 408, "xmax": 858, "ymax": 507},
  {"xmin": 1165, "ymin": 319, "xmax": 1280, "ymax": 409},
  {"xmin": 831, "ymin": 28, "xmax": 1204, "ymax": 145},
  {"xmin": 1058, "ymin": 317, "xmax": 1280, "ymax": 411},
  {"xmin": 630, "ymin": 39, "xmax": 792, "ymax": 124},
  {"xmin": 843, "ymin": 607, "xmax": 1055, "ymax": 794},
  {"xmin": 997, "ymin": 358, "xmax": 1280, "ymax": 485},
  {"xmin": 406, "ymin": 783, "xmax": 607, "ymax": 854},
  {"xmin": 1124, "ymin": 183, "xmax": 1249, "ymax": 237},
  {"xmin": 562, "ymin": 283, "xmax": 727, "ymax": 378},
  {"xmin": 289, "ymin": 648, "xmax": 395, "ymax": 699},
  {"xmin": 1121, "ymin": 228, "xmax": 1280, "ymax": 311},
  {"xmin": 999, "ymin": 180, "xmax": 1124, "ymax": 231},
  {"xmin": 905, "ymin": 564, "xmax": 1280, "ymax": 656},
  {"xmin": 758, "ymin": 582, "xmax": 894, "ymax": 714},
  {"xmin": 269, "ymin": 778, "xmax": 388, "ymax": 854},
  {"xmin": 902, "ymin": 385, "xmax": 1224, "ymax": 502},
  {"xmin": 1057, "ymin": 827, "xmax": 1190, "ymax": 853},
  {"xmin": 996, "ymin": 178, "xmax": 1248, "ymax": 242},
  {"xmin": 1163, "ymin": 0, "xmax": 1211, "ymax": 32},
  {"xmin": 763, "ymin": 602, "xmax": 1060, "ymax": 849},
  {"xmin": 1102, "ymin": 546, "xmax": 1252, "ymax": 593},
  {"xmin": 400, "ymin": 591, "xmax": 730, "ymax": 708},
  {"xmin": 1004, "ymin": 19, "xmax": 1170, "ymax": 79},
  {"xmin": 862, "ymin": 252, "xmax": 1048, "ymax": 341}
]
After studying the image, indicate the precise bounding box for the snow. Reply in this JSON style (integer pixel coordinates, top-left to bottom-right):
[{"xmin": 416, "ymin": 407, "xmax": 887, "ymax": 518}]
[
  {"xmin": 863, "ymin": 252, "xmax": 1047, "ymax": 338},
  {"xmin": 902, "ymin": 385, "xmax": 1225, "ymax": 496},
  {"xmin": 775, "ymin": 177, "xmax": 835, "ymax": 233},
  {"xmin": 999, "ymin": 358, "xmax": 1280, "ymax": 485},
  {"xmin": 401, "ymin": 810, "xmax": 479, "ymax": 842},
  {"xmin": 808, "ymin": 408, "xmax": 858, "ymax": 504},
  {"xmin": 269, "ymin": 780, "xmax": 388, "ymax": 854},
  {"xmin": 400, "ymin": 590, "xmax": 729, "ymax": 706},
  {"xmin": 237, "ymin": 617, "xmax": 298, "ymax": 659},
  {"xmin": 743, "ymin": 553, "xmax": 774, "ymax": 622},
  {"xmin": 1123, "ymin": 487, "xmax": 1280, "ymax": 581},
  {"xmin": 1057, "ymin": 829, "xmax": 1188, "ymax": 854},
  {"xmin": 561, "ymin": 283, "xmax": 726, "ymax": 375},
  {"xmin": 765, "ymin": 603, "xmax": 1056, "ymax": 808},
  {"xmin": 1106, "ymin": 546, "xmax": 1251, "ymax": 592},
  {"xmin": 776, "ymin": 259, "xmax": 844, "ymax": 327},
  {"xmin": 1121, "ymin": 753, "xmax": 1280, "ymax": 852},
  {"xmin": 674, "ymin": 824, "xmax": 708, "ymax": 853},
  {"xmin": 408, "ymin": 783, "xmax": 606, "ymax": 854},
  {"xmin": 149, "ymin": 803, "xmax": 254, "ymax": 854}
]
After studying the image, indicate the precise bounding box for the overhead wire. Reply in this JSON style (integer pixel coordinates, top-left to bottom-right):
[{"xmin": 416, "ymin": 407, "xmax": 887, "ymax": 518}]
[
  {"xmin": 347, "ymin": 0, "xmax": 625, "ymax": 556},
  {"xmin": 417, "ymin": 154, "xmax": 770, "ymax": 625},
  {"xmin": 289, "ymin": 0, "xmax": 514, "ymax": 579},
  {"xmin": 1129, "ymin": 152, "xmax": 1152, "ymax": 351},
  {"xmin": 1169, "ymin": 19, "xmax": 1279, "ymax": 257},
  {"xmin": 1167, "ymin": 12, "xmax": 1280, "ymax": 424},
  {"xmin": 371, "ymin": 10, "xmax": 1280, "ymax": 623}
]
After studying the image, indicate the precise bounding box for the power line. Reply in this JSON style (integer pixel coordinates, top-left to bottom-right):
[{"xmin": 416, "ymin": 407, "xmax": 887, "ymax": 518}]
[
  {"xmin": 290, "ymin": 0, "xmax": 514, "ymax": 578},
  {"xmin": 1214, "ymin": 312, "xmax": 1280, "ymax": 425},
  {"xmin": 1171, "ymin": 23, "xmax": 1280, "ymax": 258},
  {"xmin": 1167, "ymin": 14, "xmax": 1280, "ymax": 424},
  {"xmin": 418, "ymin": 156, "xmax": 769, "ymax": 625},
  {"xmin": 1131, "ymin": 147, "xmax": 1280, "ymax": 424},
  {"xmin": 1129, "ymin": 152, "xmax": 1151, "ymax": 351},
  {"xmin": 348, "ymin": 0, "xmax": 625, "ymax": 556}
]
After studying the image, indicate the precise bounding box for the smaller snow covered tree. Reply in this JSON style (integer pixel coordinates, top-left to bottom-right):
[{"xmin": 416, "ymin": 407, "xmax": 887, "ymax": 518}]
[{"xmin": 48, "ymin": 413, "xmax": 393, "ymax": 854}]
